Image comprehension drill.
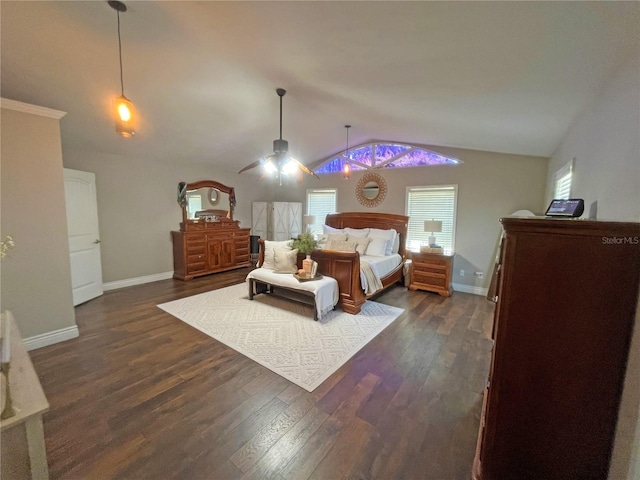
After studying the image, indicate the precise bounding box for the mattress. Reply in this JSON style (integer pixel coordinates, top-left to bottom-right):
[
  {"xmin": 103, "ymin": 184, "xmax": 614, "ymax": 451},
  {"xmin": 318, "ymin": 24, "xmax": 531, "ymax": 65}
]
[{"xmin": 360, "ymin": 254, "xmax": 402, "ymax": 293}]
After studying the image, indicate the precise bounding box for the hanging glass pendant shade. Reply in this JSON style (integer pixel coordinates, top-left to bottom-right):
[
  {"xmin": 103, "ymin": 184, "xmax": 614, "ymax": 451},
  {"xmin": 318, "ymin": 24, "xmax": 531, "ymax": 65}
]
[{"xmin": 109, "ymin": 0, "xmax": 135, "ymax": 137}]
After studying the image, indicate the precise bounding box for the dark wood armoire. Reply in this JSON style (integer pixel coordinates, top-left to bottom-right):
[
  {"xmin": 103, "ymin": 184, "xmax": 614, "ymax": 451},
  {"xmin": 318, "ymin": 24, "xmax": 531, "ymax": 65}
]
[{"xmin": 473, "ymin": 217, "xmax": 640, "ymax": 480}]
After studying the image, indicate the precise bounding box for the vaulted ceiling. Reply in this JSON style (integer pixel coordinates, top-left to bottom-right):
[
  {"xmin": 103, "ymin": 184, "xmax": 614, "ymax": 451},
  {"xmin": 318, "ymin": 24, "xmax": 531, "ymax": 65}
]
[{"xmin": 1, "ymin": 1, "xmax": 638, "ymax": 172}]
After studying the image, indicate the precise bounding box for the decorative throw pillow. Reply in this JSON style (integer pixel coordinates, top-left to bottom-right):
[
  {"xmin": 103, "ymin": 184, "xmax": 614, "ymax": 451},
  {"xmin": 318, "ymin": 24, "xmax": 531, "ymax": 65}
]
[
  {"xmin": 262, "ymin": 240, "xmax": 292, "ymax": 270},
  {"xmin": 322, "ymin": 225, "xmax": 345, "ymax": 236},
  {"xmin": 325, "ymin": 239, "xmax": 358, "ymax": 252},
  {"xmin": 365, "ymin": 237, "xmax": 389, "ymax": 257},
  {"xmin": 316, "ymin": 234, "xmax": 329, "ymax": 249},
  {"xmin": 273, "ymin": 248, "xmax": 299, "ymax": 273},
  {"xmin": 354, "ymin": 236, "xmax": 372, "ymax": 255},
  {"xmin": 391, "ymin": 230, "xmax": 400, "ymax": 254}
]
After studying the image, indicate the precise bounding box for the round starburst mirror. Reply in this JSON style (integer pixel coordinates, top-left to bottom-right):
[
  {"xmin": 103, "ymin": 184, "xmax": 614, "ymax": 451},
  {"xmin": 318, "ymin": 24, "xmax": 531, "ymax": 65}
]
[{"xmin": 356, "ymin": 172, "xmax": 387, "ymax": 208}]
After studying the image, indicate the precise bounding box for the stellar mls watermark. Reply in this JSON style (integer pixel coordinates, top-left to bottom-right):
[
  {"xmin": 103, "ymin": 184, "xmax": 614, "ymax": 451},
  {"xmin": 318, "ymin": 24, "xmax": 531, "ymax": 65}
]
[{"xmin": 602, "ymin": 236, "xmax": 639, "ymax": 245}]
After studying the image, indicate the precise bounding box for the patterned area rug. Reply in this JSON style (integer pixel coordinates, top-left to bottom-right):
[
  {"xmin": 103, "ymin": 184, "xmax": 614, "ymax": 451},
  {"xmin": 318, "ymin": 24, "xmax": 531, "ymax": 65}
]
[{"xmin": 158, "ymin": 283, "xmax": 403, "ymax": 392}]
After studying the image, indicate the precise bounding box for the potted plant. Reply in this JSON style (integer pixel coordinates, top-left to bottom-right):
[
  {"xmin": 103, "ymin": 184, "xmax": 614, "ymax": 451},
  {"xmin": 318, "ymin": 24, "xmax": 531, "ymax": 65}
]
[{"xmin": 292, "ymin": 231, "xmax": 318, "ymax": 276}]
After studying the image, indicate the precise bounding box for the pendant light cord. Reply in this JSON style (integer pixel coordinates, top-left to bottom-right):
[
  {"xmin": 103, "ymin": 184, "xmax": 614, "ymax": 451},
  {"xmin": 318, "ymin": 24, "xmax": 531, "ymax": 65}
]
[
  {"xmin": 117, "ymin": 10, "xmax": 125, "ymax": 96},
  {"xmin": 345, "ymin": 125, "xmax": 351, "ymax": 157},
  {"xmin": 279, "ymin": 94, "xmax": 283, "ymax": 140}
]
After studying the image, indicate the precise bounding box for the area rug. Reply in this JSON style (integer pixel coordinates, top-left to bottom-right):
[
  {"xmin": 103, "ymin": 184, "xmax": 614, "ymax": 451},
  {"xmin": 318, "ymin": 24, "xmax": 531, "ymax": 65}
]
[{"xmin": 157, "ymin": 283, "xmax": 403, "ymax": 392}]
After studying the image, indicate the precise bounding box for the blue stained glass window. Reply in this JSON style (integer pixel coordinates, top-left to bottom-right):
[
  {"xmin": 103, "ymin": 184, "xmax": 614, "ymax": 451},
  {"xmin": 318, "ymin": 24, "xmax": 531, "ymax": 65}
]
[
  {"xmin": 375, "ymin": 144, "xmax": 412, "ymax": 163},
  {"xmin": 383, "ymin": 149, "xmax": 458, "ymax": 168},
  {"xmin": 348, "ymin": 146, "xmax": 373, "ymax": 167},
  {"xmin": 314, "ymin": 142, "xmax": 460, "ymax": 174},
  {"xmin": 315, "ymin": 157, "xmax": 365, "ymax": 174}
]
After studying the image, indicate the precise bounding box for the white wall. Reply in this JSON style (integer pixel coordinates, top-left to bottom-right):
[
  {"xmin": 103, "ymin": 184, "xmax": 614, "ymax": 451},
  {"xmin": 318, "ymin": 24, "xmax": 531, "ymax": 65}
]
[
  {"xmin": 0, "ymin": 101, "xmax": 77, "ymax": 340},
  {"xmin": 546, "ymin": 50, "xmax": 640, "ymax": 222},
  {"xmin": 544, "ymin": 49, "xmax": 640, "ymax": 480}
]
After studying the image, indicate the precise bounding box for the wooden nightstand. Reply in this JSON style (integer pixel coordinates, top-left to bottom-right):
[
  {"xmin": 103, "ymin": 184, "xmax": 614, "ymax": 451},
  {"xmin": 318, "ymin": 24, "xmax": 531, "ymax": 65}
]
[{"xmin": 408, "ymin": 251, "xmax": 455, "ymax": 297}]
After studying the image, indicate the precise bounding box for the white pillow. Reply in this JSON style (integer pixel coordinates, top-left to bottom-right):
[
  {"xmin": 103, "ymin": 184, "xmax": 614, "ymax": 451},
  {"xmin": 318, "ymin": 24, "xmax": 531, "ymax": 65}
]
[
  {"xmin": 368, "ymin": 228, "xmax": 396, "ymax": 256},
  {"xmin": 366, "ymin": 237, "xmax": 389, "ymax": 257},
  {"xmin": 345, "ymin": 227, "xmax": 369, "ymax": 238},
  {"xmin": 273, "ymin": 248, "xmax": 299, "ymax": 273},
  {"xmin": 322, "ymin": 224, "xmax": 345, "ymax": 235},
  {"xmin": 262, "ymin": 240, "xmax": 292, "ymax": 270}
]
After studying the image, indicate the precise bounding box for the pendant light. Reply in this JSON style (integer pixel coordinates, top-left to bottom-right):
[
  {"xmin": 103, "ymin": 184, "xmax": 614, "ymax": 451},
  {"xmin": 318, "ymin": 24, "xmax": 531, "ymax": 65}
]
[
  {"xmin": 343, "ymin": 125, "xmax": 352, "ymax": 179},
  {"xmin": 109, "ymin": 0, "xmax": 135, "ymax": 137}
]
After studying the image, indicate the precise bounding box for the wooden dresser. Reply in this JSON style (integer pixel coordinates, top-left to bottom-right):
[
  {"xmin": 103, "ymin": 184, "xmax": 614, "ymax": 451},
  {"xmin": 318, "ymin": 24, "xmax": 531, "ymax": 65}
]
[
  {"xmin": 172, "ymin": 220, "xmax": 250, "ymax": 280},
  {"xmin": 472, "ymin": 218, "xmax": 640, "ymax": 480},
  {"xmin": 408, "ymin": 251, "xmax": 454, "ymax": 297}
]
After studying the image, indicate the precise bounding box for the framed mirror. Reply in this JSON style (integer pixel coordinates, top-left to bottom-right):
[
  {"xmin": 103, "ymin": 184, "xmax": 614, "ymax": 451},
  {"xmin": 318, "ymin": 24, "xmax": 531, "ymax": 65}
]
[
  {"xmin": 356, "ymin": 172, "xmax": 387, "ymax": 207},
  {"xmin": 177, "ymin": 180, "xmax": 236, "ymax": 223}
]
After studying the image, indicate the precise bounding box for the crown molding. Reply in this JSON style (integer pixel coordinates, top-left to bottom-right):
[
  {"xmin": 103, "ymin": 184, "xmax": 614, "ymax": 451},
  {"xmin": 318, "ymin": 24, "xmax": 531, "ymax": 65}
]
[{"xmin": 1, "ymin": 98, "xmax": 66, "ymax": 119}]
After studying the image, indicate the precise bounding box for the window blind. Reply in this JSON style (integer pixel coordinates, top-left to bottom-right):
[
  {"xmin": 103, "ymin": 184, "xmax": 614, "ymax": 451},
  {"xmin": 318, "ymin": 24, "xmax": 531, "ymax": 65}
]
[
  {"xmin": 306, "ymin": 188, "xmax": 337, "ymax": 236},
  {"xmin": 554, "ymin": 162, "xmax": 573, "ymax": 199},
  {"xmin": 406, "ymin": 185, "xmax": 457, "ymax": 253}
]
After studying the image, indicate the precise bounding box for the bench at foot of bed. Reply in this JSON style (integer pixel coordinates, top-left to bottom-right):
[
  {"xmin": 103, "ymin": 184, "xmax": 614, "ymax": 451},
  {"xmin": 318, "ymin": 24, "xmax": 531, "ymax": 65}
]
[{"xmin": 246, "ymin": 268, "xmax": 339, "ymax": 321}]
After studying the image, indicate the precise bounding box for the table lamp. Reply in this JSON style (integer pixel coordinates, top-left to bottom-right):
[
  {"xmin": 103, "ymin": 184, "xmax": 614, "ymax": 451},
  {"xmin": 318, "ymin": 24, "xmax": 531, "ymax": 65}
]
[
  {"xmin": 424, "ymin": 220, "xmax": 443, "ymax": 247},
  {"xmin": 303, "ymin": 215, "xmax": 316, "ymax": 233}
]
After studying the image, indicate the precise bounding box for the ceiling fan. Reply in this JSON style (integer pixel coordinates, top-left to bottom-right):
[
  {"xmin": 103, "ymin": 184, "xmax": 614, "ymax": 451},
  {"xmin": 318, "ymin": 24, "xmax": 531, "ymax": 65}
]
[{"xmin": 238, "ymin": 88, "xmax": 319, "ymax": 184}]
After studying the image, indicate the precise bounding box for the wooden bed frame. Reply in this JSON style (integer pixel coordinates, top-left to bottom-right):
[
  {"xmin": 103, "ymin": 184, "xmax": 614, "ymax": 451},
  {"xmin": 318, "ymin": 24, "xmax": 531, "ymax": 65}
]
[
  {"xmin": 310, "ymin": 212, "xmax": 409, "ymax": 314},
  {"xmin": 256, "ymin": 212, "xmax": 409, "ymax": 315}
]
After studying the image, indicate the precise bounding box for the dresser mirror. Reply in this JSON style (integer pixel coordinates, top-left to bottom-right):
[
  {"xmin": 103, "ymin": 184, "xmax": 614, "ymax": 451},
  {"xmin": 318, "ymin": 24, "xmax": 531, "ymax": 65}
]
[{"xmin": 177, "ymin": 180, "xmax": 236, "ymax": 223}]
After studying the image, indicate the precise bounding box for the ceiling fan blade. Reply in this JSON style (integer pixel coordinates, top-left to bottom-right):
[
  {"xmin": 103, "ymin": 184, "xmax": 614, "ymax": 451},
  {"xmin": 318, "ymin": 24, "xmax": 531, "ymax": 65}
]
[
  {"xmin": 238, "ymin": 159, "xmax": 262, "ymax": 174},
  {"xmin": 293, "ymin": 159, "xmax": 320, "ymax": 179}
]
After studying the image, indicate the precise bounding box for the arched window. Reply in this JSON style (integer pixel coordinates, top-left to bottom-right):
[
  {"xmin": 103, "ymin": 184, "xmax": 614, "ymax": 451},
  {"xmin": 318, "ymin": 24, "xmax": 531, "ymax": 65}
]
[{"xmin": 313, "ymin": 142, "xmax": 461, "ymax": 174}]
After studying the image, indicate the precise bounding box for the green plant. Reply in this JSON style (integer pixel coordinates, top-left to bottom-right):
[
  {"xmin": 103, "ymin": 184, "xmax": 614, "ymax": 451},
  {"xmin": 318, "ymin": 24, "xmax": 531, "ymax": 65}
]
[
  {"xmin": 292, "ymin": 231, "xmax": 318, "ymax": 255},
  {"xmin": 0, "ymin": 236, "xmax": 15, "ymax": 261}
]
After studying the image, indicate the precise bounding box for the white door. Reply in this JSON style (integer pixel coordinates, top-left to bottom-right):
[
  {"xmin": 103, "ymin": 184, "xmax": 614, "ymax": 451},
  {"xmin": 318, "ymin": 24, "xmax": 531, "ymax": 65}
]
[
  {"xmin": 63, "ymin": 169, "xmax": 103, "ymax": 306},
  {"xmin": 288, "ymin": 202, "xmax": 302, "ymax": 238},
  {"xmin": 272, "ymin": 202, "xmax": 289, "ymax": 240},
  {"xmin": 252, "ymin": 202, "xmax": 267, "ymax": 239}
]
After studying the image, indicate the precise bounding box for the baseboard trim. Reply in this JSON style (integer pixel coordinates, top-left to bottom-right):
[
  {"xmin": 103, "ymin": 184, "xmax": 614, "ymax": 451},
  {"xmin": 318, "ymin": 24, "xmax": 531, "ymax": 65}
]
[
  {"xmin": 103, "ymin": 271, "xmax": 174, "ymax": 291},
  {"xmin": 23, "ymin": 325, "xmax": 79, "ymax": 351},
  {"xmin": 452, "ymin": 283, "xmax": 488, "ymax": 297}
]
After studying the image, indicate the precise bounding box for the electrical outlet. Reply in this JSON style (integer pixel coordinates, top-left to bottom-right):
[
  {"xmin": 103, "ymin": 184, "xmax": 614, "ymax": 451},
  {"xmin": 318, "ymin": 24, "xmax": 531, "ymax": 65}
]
[
  {"xmin": 475, "ymin": 272, "xmax": 484, "ymax": 279},
  {"xmin": 460, "ymin": 269, "xmax": 465, "ymax": 276}
]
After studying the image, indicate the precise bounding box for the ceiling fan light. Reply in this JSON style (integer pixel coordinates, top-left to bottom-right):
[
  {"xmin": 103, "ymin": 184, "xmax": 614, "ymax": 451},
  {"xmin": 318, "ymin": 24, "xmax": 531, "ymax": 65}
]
[
  {"xmin": 282, "ymin": 159, "xmax": 298, "ymax": 175},
  {"xmin": 264, "ymin": 159, "xmax": 277, "ymax": 174}
]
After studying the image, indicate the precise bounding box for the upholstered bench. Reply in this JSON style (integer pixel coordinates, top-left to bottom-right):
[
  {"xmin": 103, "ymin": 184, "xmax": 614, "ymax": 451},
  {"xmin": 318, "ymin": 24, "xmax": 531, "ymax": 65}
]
[{"xmin": 246, "ymin": 268, "xmax": 339, "ymax": 321}]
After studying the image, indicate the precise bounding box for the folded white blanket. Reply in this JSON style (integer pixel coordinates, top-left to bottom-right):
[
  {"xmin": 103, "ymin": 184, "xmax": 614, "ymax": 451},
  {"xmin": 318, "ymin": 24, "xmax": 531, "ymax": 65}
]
[
  {"xmin": 359, "ymin": 260, "xmax": 383, "ymax": 295},
  {"xmin": 246, "ymin": 268, "xmax": 339, "ymax": 319}
]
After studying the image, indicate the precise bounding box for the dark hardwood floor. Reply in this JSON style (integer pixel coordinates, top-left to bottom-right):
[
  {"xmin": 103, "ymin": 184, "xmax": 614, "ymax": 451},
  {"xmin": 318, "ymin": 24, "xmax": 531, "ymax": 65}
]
[{"xmin": 29, "ymin": 268, "xmax": 494, "ymax": 480}]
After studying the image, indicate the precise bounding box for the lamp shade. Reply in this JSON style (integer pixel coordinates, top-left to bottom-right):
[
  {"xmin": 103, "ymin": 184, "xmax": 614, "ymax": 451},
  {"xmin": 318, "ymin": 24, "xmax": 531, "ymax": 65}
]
[
  {"xmin": 303, "ymin": 215, "xmax": 316, "ymax": 225},
  {"xmin": 424, "ymin": 220, "xmax": 442, "ymax": 233}
]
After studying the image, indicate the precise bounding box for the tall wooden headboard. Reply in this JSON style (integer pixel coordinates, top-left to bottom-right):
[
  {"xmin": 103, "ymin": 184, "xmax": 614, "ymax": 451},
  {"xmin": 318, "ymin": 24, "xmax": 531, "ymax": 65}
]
[{"xmin": 324, "ymin": 212, "xmax": 409, "ymax": 259}]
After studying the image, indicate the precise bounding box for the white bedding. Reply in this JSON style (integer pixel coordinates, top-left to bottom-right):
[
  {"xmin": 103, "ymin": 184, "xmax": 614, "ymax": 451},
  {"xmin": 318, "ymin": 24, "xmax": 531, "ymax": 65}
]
[{"xmin": 360, "ymin": 254, "xmax": 402, "ymax": 294}]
